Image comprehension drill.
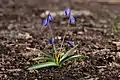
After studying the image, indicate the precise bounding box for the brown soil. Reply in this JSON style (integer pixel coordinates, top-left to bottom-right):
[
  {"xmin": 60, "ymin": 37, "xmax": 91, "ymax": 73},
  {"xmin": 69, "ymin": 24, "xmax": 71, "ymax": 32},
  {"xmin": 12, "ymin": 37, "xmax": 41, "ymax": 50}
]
[{"xmin": 0, "ymin": 0, "xmax": 120, "ymax": 80}]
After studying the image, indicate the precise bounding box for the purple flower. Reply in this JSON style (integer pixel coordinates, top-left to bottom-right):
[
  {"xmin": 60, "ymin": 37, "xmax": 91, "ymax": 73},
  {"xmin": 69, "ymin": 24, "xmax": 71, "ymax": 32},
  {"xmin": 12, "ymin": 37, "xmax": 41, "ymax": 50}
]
[
  {"xmin": 49, "ymin": 37, "xmax": 54, "ymax": 44},
  {"xmin": 65, "ymin": 40, "xmax": 74, "ymax": 47},
  {"xmin": 69, "ymin": 16, "xmax": 75, "ymax": 24},
  {"xmin": 64, "ymin": 8, "xmax": 70, "ymax": 16},
  {"xmin": 42, "ymin": 13, "xmax": 53, "ymax": 26},
  {"xmin": 47, "ymin": 13, "xmax": 53, "ymax": 21},
  {"xmin": 42, "ymin": 17, "xmax": 49, "ymax": 26}
]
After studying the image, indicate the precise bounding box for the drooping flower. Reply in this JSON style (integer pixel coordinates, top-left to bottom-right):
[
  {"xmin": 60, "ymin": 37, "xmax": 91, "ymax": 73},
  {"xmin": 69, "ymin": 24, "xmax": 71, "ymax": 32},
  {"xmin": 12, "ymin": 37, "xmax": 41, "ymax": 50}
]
[
  {"xmin": 42, "ymin": 17, "xmax": 49, "ymax": 26},
  {"xmin": 64, "ymin": 8, "xmax": 70, "ymax": 16},
  {"xmin": 68, "ymin": 16, "xmax": 75, "ymax": 24},
  {"xmin": 65, "ymin": 40, "xmax": 74, "ymax": 47},
  {"xmin": 42, "ymin": 13, "xmax": 53, "ymax": 26},
  {"xmin": 49, "ymin": 37, "xmax": 54, "ymax": 44},
  {"xmin": 47, "ymin": 13, "xmax": 53, "ymax": 21}
]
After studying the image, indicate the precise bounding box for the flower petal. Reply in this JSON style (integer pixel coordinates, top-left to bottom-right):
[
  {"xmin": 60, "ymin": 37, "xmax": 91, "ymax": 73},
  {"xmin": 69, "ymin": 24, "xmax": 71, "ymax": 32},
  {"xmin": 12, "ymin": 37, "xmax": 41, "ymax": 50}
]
[
  {"xmin": 42, "ymin": 18, "xmax": 49, "ymax": 26},
  {"xmin": 64, "ymin": 8, "xmax": 70, "ymax": 16},
  {"xmin": 69, "ymin": 16, "xmax": 75, "ymax": 24},
  {"xmin": 47, "ymin": 13, "xmax": 53, "ymax": 21},
  {"xmin": 49, "ymin": 37, "xmax": 54, "ymax": 44},
  {"xmin": 65, "ymin": 40, "xmax": 74, "ymax": 47}
]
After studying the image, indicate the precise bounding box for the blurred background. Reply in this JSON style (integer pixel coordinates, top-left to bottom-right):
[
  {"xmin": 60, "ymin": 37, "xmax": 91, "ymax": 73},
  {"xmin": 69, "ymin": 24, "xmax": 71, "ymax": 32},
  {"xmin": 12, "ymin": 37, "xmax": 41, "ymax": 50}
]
[
  {"xmin": 0, "ymin": 0, "xmax": 120, "ymax": 20},
  {"xmin": 0, "ymin": 0, "xmax": 120, "ymax": 9},
  {"xmin": 0, "ymin": 0, "xmax": 120, "ymax": 14}
]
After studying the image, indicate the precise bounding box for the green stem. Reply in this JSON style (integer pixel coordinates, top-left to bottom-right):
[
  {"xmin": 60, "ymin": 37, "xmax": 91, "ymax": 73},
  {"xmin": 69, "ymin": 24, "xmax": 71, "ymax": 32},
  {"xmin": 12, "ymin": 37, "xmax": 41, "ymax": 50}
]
[
  {"xmin": 53, "ymin": 44, "xmax": 57, "ymax": 55},
  {"xmin": 59, "ymin": 22, "xmax": 70, "ymax": 58},
  {"xmin": 48, "ymin": 24, "xmax": 53, "ymax": 37}
]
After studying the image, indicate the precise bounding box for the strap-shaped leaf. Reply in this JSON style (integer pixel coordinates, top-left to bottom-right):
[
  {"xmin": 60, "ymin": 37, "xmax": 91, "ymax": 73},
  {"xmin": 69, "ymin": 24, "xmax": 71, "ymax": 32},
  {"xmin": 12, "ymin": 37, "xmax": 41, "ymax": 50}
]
[
  {"xmin": 60, "ymin": 55, "xmax": 87, "ymax": 64},
  {"xmin": 32, "ymin": 57, "xmax": 54, "ymax": 61},
  {"xmin": 28, "ymin": 62, "xmax": 58, "ymax": 70},
  {"xmin": 60, "ymin": 45, "xmax": 78, "ymax": 63}
]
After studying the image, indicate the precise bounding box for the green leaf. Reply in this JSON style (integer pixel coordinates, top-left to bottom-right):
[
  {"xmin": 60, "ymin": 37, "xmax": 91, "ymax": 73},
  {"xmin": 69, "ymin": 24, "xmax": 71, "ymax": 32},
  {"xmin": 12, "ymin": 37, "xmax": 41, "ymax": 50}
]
[
  {"xmin": 61, "ymin": 55, "xmax": 87, "ymax": 63},
  {"xmin": 60, "ymin": 45, "xmax": 78, "ymax": 63},
  {"xmin": 53, "ymin": 44, "xmax": 57, "ymax": 54},
  {"xmin": 28, "ymin": 62, "xmax": 58, "ymax": 70},
  {"xmin": 32, "ymin": 57, "xmax": 54, "ymax": 61},
  {"xmin": 79, "ymin": 55, "xmax": 88, "ymax": 59}
]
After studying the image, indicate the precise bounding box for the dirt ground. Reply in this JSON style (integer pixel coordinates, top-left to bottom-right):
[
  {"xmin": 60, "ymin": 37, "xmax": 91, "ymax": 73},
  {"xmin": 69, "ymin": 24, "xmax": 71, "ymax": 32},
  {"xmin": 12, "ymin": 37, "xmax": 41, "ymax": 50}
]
[{"xmin": 0, "ymin": 0, "xmax": 120, "ymax": 80}]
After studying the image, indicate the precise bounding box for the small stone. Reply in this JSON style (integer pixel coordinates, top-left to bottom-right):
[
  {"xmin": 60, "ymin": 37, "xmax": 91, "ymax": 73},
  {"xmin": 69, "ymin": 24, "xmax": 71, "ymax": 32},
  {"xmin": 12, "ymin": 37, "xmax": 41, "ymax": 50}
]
[
  {"xmin": 18, "ymin": 33, "xmax": 32, "ymax": 39},
  {"xmin": 1, "ymin": 68, "xmax": 5, "ymax": 71},
  {"xmin": 4, "ymin": 74, "xmax": 7, "ymax": 78},
  {"xmin": 58, "ymin": 36, "xmax": 61, "ymax": 40},
  {"xmin": 25, "ymin": 33, "xmax": 32, "ymax": 39},
  {"xmin": 8, "ymin": 24, "xmax": 14, "ymax": 30},
  {"xmin": 26, "ymin": 62, "xmax": 30, "ymax": 64},
  {"xmin": 99, "ymin": 19, "xmax": 107, "ymax": 24},
  {"xmin": 13, "ymin": 73, "xmax": 19, "ymax": 76},
  {"xmin": 80, "ymin": 18, "xmax": 85, "ymax": 22},
  {"xmin": 77, "ymin": 31, "xmax": 84, "ymax": 35},
  {"xmin": 118, "ymin": 75, "xmax": 120, "ymax": 78},
  {"xmin": 112, "ymin": 42, "xmax": 120, "ymax": 46},
  {"xmin": 103, "ymin": 24, "xmax": 108, "ymax": 28},
  {"xmin": 116, "ymin": 52, "xmax": 120, "ymax": 58}
]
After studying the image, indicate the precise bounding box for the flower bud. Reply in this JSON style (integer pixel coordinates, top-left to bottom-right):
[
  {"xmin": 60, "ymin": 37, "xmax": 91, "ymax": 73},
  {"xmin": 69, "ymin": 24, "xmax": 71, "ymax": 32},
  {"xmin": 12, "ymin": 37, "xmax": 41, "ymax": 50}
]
[
  {"xmin": 42, "ymin": 13, "xmax": 53, "ymax": 26},
  {"xmin": 47, "ymin": 13, "xmax": 53, "ymax": 21},
  {"xmin": 64, "ymin": 8, "xmax": 70, "ymax": 16},
  {"xmin": 42, "ymin": 18, "xmax": 49, "ymax": 26},
  {"xmin": 49, "ymin": 37, "xmax": 54, "ymax": 44},
  {"xmin": 65, "ymin": 40, "xmax": 74, "ymax": 47},
  {"xmin": 69, "ymin": 16, "xmax": 75, "ymax": 24}
]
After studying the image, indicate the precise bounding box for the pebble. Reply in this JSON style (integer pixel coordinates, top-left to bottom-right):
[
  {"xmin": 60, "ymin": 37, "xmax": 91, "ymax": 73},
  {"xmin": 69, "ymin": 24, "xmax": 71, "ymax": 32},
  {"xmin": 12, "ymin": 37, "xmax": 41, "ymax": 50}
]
[
  {"xmin": 57, "ymin": 36, "xmax": 62, "ymax": 40},
  {"xmin": 8, "ymin": 24, "xmax": 14, "ymax": 30},
  {"xmin": 116, "ymin": 52, "xmax": 120, "ymax": 58},
  {"xmin": 99, "ymin": 19, "xmax": 107, "ymax": 24},
  {"xmin": 77, "ymin": 31, "xmax": 84, "ymax": 35},
  {"xmin": 18, "ymin": 33, "xmax": 32, "ymax": 39},
  {"xmin": 118, "ymin": 75, "xmax": 120, "ymax": 78},
  {"xmin": 4, "ymin": 74, "xmax": 7, "ymax": 78},
  {"xmin": 13, "ymin": 73, "xmax": 19, "ymax": 76},
  {"xmin": 1, "ymin": 68, "xmax": 5, "ymax": 71}
]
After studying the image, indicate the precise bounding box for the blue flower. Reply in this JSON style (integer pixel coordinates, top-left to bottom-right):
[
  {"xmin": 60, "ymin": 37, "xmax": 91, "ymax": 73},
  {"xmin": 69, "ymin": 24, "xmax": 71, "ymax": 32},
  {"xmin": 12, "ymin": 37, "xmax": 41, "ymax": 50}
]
[
  {"xmin": 42, "ymin": 17, "xmax": 49, "ymax": 26},
  {"xmin": 49, "ymin": 37, "xmax": 54, "ymax": 44},
  {"xmin": 65, "ymin": 40, "xmax": 74, "ymax": 47},
  {"xmin": 64, "ymin": 8, "xmax": 70, "ymax": 16},
  {"xmin": 42, "ymin": 13, "xmax": 53, "ymax": 26},
  {"xmin": 47, "ymin": 13, "xmax": 53, "ymax": 21},
  {"xmin": 69, "ymin": 16, "xmax": 75, "ymax": 24}
]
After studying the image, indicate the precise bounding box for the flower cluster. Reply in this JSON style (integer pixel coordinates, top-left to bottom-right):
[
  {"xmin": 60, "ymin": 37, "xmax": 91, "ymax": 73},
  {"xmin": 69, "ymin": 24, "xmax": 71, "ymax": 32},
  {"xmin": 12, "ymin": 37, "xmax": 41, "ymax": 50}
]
[
  {"xmin": 42, "ymin": 13, "xmax": 54, "ymax": 44},
  {"xmin": 64, "ymin": 8, "xmax": 75, "ymax": 24},
  {"xmin": 42, "ymin": 8, "xmax": 75, "ymax": 46}
]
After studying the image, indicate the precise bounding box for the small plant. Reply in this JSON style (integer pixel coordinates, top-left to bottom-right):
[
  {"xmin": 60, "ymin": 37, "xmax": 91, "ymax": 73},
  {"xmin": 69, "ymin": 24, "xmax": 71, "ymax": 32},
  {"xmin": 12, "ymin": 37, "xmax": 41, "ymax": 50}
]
[{"xmin": 28, "ymin": 8, "xmax": 87, "ymax": 70}]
